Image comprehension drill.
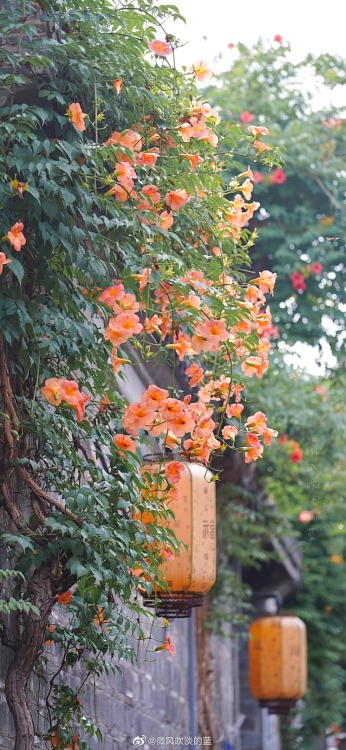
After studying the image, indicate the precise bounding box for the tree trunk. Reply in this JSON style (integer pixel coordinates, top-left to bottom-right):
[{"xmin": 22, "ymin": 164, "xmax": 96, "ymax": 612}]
[{"xmin": 5, "ymin": 565, "xmax": 54, "ymax": 750}]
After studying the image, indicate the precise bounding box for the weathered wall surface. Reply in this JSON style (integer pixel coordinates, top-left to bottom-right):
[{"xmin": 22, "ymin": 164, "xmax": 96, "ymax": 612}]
[
  {"xmin": 238, "ymin": 636, "xmax": 262, "ymax": 750},
  {"xmin": 0, "ymin": 646, "xmax": 16, "ymax": 749},
  {"xmin": 0, "ymin": 506, "xmax": 17, "ymax": 748},
  {"xmin": 211, "ymin": 629, "xmax": 242, "ymax": 750}
]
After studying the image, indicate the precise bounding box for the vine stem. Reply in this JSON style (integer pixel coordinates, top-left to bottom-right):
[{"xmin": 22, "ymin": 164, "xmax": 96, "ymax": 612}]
[
  {"xmin": 17, "ymin": 467, "xmax": 82, "ymax": 528},
  {"xmin": 93, "ymin": 76, "xmax": 99, "ymax": 194},
  {"xmin": 46, "ymin": 641, "xmax": 71, "ymax": 726},
  {"xmin": 30, "ymin": 349, "xmax": 41, "ymax": 417},
  {"xmin": 0, "ymin": 334, "xmax": 20, "ymax": 462}
]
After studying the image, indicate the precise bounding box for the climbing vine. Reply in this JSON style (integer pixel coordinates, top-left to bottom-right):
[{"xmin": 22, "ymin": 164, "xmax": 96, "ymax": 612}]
[{"xmin": 0, "ymin": 1, "xmax": 281, "ymax": 747}]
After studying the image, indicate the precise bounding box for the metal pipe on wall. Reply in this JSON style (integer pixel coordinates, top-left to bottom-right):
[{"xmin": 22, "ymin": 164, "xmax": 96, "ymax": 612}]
[
  {"xmin": 262, "ymin": 709, "xmax": 281, "ymax": 750},
  {"xmin": 188, "ymin": 609, "xmax": 197, "ymax": 738}
]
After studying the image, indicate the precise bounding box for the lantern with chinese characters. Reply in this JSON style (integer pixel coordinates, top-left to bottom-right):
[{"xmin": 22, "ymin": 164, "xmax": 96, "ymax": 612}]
[
  {"xmin": 138, "ymin": 459, "xmax": 216, "ymax": 618},
  {"xmin": 248, "ymin": 614, "xmax": 307, "ymax": 714}
]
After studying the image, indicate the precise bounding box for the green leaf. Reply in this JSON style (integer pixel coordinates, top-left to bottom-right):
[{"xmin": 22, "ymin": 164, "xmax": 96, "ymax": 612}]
[{"xmin": 8, "ymin": 257, "xmax": 25, "ymax": 284}]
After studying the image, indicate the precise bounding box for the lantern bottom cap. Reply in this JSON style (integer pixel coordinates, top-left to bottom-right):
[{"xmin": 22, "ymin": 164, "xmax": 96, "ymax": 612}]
[
  {"xmin": 144, "ymin": 593, "xmax": 204, "ymax": 619},
  {"xmin": 259, "ymin": 699, "xmax": 297, "ymax": 715}
]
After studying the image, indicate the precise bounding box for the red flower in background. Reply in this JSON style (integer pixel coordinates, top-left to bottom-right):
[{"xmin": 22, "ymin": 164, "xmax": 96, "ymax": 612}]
[
  {"xmin": 274, "ymin": 34, "xmax": 283, "ymax": 43},
  {"xmin": 278, "ymin": 435, "xmax": 303, "ymax": 463},
  {"xmin": 290, "ymin": 445, "xmax": 303, "ymax": 463},
  {"xmin": 315, "ymin": 384, "xmax": 327, "ymax": 400},
  {"xmin": 290, "ymin": 272, "xmax": 306, "ymax": 292},
  {"xmin": 298, "ymin": 510, "xmax": 313, "ymax": 524},
  {"xmin": 240, "ymin": 111, "xmax": 254, "ymax": 124},
  {"xmin": 311, "ymin": 262, "xmax": 323, "ymax": 275},
  {"xmin": 252, "ymin": 171, "xmax": 263, "ymax": 184},
  {"xmin": 269, "ymin": 167, "xmax": 287, "ymax": 185},
  {"xmin": 321, "ymin": 117, "xmax": 345, "ymax": 128}
]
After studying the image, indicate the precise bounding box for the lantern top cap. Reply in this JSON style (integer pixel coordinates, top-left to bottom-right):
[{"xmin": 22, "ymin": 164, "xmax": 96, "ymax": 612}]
[{"xmin": 253, "ymin": 591, "xmax": 282, "ymax": 615}]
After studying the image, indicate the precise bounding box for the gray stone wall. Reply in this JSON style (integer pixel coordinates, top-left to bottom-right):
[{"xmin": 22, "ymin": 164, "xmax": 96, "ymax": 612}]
[{"xmin": 0, "ymin": 613, "xmax": 191, "ymax": 750}]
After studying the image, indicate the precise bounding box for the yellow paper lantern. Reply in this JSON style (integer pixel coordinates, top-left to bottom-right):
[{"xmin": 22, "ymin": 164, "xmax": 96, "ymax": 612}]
[
  {"xmin": 248, "ymin": 614, "xmax": 307, "ymax": 714},
  {"xmin": 138, "ymin": 460, "xmax": 216, "ymax": 618}
]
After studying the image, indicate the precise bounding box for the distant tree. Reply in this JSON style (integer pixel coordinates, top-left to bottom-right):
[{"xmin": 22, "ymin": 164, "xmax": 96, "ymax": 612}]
[{"xmin": 207, "ymin": 39, "xmax": 346, "ymax": 356}]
